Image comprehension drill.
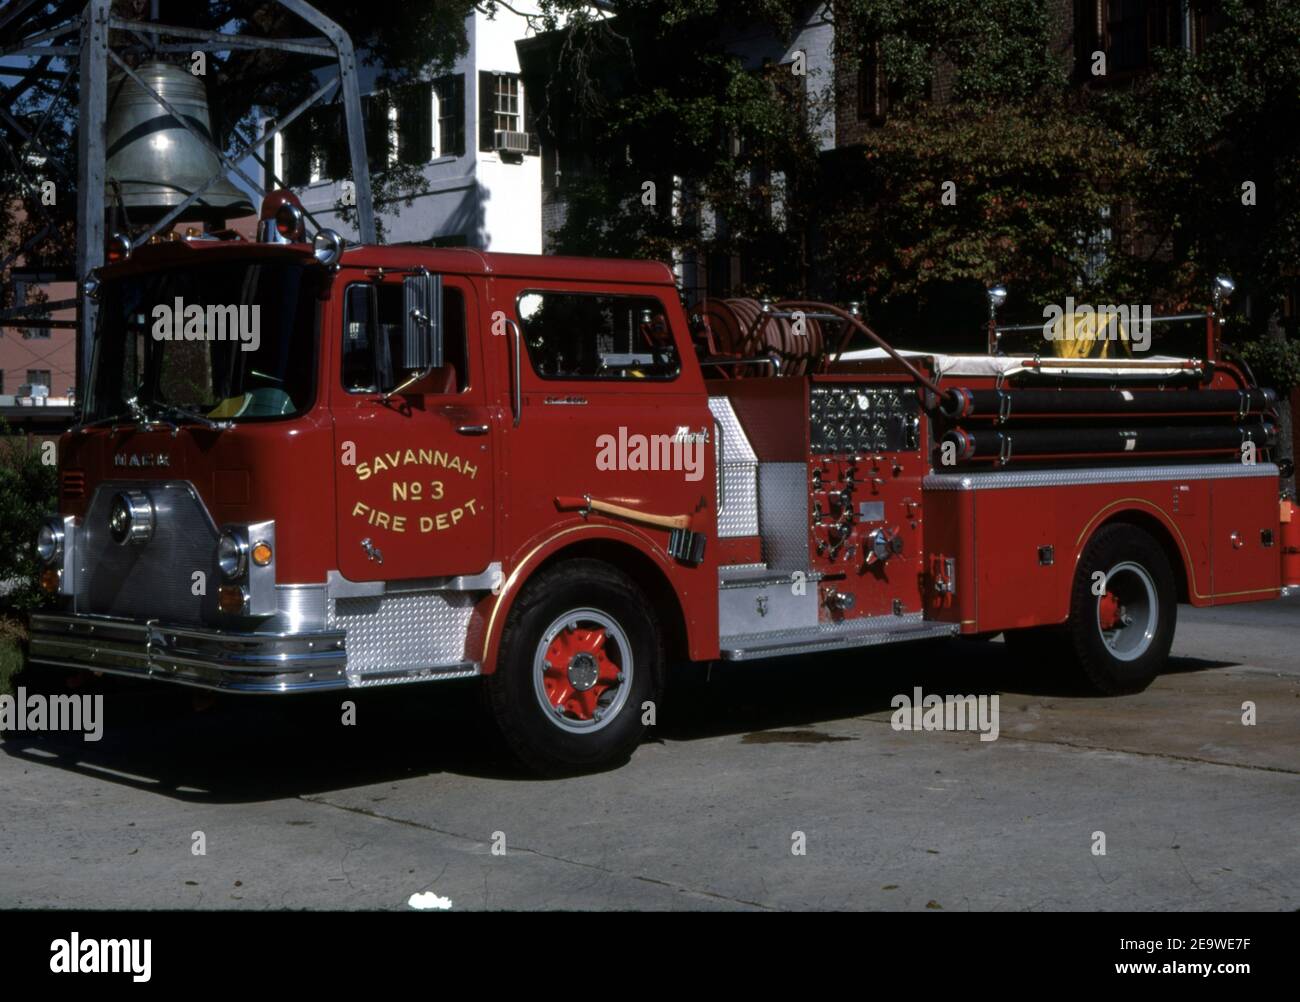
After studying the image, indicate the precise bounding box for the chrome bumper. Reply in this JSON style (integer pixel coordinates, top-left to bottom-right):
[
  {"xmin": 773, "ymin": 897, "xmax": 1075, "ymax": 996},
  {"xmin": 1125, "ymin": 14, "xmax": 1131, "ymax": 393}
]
[{"xmin": 28, "ymin": 612, "xmax": 349, "ymax": 694}]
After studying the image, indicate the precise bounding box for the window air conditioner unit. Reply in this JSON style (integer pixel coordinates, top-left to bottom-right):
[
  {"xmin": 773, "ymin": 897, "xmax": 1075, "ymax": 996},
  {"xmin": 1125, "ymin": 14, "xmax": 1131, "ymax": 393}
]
[{"xmin": 494, "ymin": 130, "xmax": 530, "ymax": 154}]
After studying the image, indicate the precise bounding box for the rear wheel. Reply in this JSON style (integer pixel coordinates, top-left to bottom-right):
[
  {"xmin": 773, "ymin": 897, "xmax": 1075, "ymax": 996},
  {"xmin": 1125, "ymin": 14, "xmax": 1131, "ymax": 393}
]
[
  {"xmin": 1003, "ymin": 525, "xmax": 1176, "ymax": 695},
  {"xmin": 486, "ymin": 559, "xmax": 663, "ymax": 775},
  {"xmin": 1067, "ymin": 524, "xmax": 1176, "ymax": 694}
]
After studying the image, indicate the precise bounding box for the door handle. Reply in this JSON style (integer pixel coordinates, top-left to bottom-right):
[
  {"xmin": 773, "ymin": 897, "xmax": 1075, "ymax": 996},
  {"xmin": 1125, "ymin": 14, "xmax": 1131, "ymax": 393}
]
[
  {"xmin": 504, "ymin": 316, "xmax": 522, "ymax": 427},
  {"xmin": 456, "ymin": 423, "xmax": 490, "ymax": 436}
]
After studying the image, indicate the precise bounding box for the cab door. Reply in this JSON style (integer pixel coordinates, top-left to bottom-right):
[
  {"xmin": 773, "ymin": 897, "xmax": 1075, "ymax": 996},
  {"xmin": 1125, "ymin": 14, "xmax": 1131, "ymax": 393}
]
[{"xmin": 331, "ymin": 271, "xmax": 495, "ymax": 581}]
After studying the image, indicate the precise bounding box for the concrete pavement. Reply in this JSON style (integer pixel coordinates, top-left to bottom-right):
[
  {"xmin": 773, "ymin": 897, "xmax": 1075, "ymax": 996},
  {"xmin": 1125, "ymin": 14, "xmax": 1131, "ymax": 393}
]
[{"xmin": 2, "ymin": 596, "xmax": 1296, "ymax": 910}]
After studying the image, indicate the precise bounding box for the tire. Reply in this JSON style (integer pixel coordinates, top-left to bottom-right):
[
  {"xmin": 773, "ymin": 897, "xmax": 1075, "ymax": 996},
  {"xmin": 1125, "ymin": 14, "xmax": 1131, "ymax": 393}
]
[
  {"xmin": 485, "ymin": 559, "xmax": 663, "ymax": 776},
  {"xmin": 1065, "ymin": 524, "xmax": 1177, "ymax": 695}
]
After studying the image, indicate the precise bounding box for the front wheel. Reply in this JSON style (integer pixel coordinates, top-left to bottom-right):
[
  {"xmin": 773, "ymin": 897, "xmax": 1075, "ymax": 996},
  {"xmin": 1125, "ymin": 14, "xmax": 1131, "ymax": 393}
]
[
  {"xmin": 485, "ymin": 559, "xmax": 663, "ymax": 775},
  {"xmin": 1066, "ymin": 524, "xmax": 1177, "ymax": 695}
]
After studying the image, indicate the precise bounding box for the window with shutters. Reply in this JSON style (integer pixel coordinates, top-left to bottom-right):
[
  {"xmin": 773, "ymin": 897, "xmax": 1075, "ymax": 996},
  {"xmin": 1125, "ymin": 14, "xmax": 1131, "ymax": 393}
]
[
  {"xmin": 480, "ymin": 71, "xmax": 533, "ymax": 152},
  {"xmin": 494, "ymin": 74, "xmax": 520, "ymax": 133},
  {"xmin": 282, "ymin": 105, "xmax": 348, "ymax": 184},
  {"xmin": 362, "ymin": 92, "xmax": 393, "ymax": 171},
  {"xmin": 1075, "ymin": 0, "xmax": 1186, "ymax": 78},
  {"xmin": 433, "ymin": 75, "xmax": 465, "ymax": 157},
  {"xmin": 856, "ymin": 42, "xmax": 886, "ymax": 123},
  {"xmin": 395, "ymin": 82, "xmax": 434, "ymax": 165}
]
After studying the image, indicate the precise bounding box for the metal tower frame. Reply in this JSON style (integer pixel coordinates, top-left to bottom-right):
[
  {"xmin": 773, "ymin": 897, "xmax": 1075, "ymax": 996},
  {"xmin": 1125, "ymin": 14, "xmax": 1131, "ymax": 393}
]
[{"xmin": 0, "ymin": 0, "xmax": 376, "ymax": 397}]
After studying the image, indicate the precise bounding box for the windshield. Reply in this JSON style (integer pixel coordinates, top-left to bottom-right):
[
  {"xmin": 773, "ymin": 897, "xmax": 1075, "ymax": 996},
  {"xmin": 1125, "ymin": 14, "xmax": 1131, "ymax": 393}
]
[{"xmin": 84, "ymin": 260, "xmax": 324, "ymax": 424}]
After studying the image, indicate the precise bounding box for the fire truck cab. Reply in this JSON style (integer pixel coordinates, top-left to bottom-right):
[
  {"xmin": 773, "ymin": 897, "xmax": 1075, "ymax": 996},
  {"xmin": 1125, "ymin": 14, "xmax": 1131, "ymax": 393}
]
[{"xmin": 28, "ymin": 195, "xmax": 1300, "ymax": 773}]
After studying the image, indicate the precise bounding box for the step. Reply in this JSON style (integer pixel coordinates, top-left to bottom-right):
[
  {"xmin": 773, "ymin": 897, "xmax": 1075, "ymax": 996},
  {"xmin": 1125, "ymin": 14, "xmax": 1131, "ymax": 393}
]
[
  {"xmin": 720, "ymin": 612, "xmax": 959, "ymax": 661},
  {"xmin": 718, "ymin": 565, "xmax": 825, "ymax": 588}
]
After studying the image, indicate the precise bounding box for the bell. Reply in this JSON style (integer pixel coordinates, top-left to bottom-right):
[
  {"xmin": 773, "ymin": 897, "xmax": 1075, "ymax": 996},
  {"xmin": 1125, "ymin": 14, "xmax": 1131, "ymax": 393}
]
[{"xmin": 105, "ymin": 60, "xmax": 254, "ymax": 223}]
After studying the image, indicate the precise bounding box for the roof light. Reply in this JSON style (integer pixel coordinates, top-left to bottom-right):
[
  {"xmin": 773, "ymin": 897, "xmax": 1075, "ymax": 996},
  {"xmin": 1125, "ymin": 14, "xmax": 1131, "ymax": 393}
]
[
  {"xmin": 106, "ymin": 232, "xmax": 132, "ymax": 262},
  {"xmin": 275, "ymin": 200, "xmax": 305, "ymax": 241}
]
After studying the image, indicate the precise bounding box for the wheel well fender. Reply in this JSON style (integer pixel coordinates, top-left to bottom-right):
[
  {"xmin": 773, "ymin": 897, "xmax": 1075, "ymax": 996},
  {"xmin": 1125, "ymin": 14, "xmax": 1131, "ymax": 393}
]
[
  {"xmin": 1083, "ymin": 508, "xmax": 1192, "ymax": 604},
  {"xmin": 478, "ymin": 526, "xmax": 693, "ymax": 675}
]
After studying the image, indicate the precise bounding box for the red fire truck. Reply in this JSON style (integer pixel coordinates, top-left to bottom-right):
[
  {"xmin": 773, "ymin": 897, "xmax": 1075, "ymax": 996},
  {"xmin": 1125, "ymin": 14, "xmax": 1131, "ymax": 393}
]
[{"xmin": 27, "ymin": 192, "xmax": 1300, "ymax": 773}]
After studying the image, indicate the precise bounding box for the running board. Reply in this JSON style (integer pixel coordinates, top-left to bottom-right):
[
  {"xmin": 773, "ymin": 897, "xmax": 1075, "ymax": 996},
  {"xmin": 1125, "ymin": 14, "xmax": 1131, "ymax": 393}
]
[{"xmin": 720, "ymin": 613, "xmax": 959, "ymax": 661}]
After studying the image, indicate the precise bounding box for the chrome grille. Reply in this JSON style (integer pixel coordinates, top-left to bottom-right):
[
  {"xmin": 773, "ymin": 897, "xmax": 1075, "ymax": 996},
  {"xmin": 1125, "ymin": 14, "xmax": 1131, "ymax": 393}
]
[{"xmin": 76, "ymin": 481, "xmax": 219, "ymax": 624}]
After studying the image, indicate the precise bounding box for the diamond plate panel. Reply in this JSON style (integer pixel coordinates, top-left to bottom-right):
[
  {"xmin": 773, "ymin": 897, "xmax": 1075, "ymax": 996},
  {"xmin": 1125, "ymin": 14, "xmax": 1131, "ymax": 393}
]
[
  {"xmin": 709, "ymin": 396, "xmax": 758, "ymax": 463},
  {"xmin": 758, "ymin": 462, "xmax": 809, "ymax": 570},
  {"xmin": 718, "ymin": 464, "xmax": 758, "ymax": 537},
  {"xmin": 922, "ymin": 461, "xmax": 1279, "ymax": 492},
  {"xmin": 710, "ymin": 396, "xmax": 760, "ymax": 538},
  {"xmin": 330, "ymin": 590, "xmax": 476, "ymax": 676}
]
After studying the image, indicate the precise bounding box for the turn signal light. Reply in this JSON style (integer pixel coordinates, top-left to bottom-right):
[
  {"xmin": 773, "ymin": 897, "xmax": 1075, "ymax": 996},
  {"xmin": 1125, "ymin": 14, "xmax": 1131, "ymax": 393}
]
[
  {"xmin": 217, "ymin": 584, "xmax": 248, "ymax": 614},
  {"xmin": 251, "ymin": 541, "xmax": 273, "ymax": 567},
  {"xmin": 39, "ymin": 568, "xmax": 60, "ymax": 593}
]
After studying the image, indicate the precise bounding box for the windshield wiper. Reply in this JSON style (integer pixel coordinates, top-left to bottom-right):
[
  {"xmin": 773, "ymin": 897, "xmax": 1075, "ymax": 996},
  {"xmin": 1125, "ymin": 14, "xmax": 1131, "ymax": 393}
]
[
  {"xmin": 72, "ymin": 396, "xmax": 161, "ymax": 431},
  {"xmin": 73, "ymin": 402, "xmax": 228, "ymax": 433},
  {"xmin": 72, "ymin": 411, "xmax": 133, "ymax": 431},
  {"xmin": 153, "ymin": 403, "xmax": 229, "ymax": 431}
]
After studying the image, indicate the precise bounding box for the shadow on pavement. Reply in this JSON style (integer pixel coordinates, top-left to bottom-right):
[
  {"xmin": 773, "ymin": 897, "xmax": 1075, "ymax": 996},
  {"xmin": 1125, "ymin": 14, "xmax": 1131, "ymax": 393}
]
[{"xmin": 0, "ymin": 636, "xmax": 1237, "ymax": 803}]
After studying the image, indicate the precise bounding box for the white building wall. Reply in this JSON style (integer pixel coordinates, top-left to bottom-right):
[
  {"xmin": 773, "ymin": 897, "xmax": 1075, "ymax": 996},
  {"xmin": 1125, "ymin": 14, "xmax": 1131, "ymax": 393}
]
[{"xmin": 287, "ymin": 3, "xmax": 543, "ymax": 252}]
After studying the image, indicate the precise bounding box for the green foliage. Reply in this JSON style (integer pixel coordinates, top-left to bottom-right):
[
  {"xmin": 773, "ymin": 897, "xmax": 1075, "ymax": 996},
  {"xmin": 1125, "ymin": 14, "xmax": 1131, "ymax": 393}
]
[
  {"xmin": 1093, "ymin": 0, "xmax": 1300, "ymax": 314},
  {"xmin": 540, "ymin": 3, "xmax": 826, "ymax": 296},
  {"xmin": 822, "ymin": 103, "xmax": 1147, "ymax": 307},
  {"xmin": 540, "ymin": 0, "xmax": 1096, "ymax": 310},
  {"xmin": 0, "ymin": 618, "xmax": 23, "ymax": 698},
  {"xmin": 1239, "ymin": 336, "xmax": 1300, "ymax": 394},
  {"xmin": 835, "ymin": 0, "xmax": 1065, "ymax": 105},
  {"xmin": 536, "ymin": 0, "xmax": 1299, "ymax": 356},
  {"xmin": 0, "ymin": 425, "xmax": 58, "ymax": 616}
]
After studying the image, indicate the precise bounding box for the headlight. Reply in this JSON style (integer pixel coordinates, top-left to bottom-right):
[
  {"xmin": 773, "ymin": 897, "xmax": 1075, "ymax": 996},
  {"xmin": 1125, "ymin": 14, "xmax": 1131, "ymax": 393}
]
[
  {"xmin": 217, "ymin": 530, "xmax": 248, "ymax": 580},
  {"xmin": 36, "ymin": 520, "xmax": 63, "ymax": 564}
]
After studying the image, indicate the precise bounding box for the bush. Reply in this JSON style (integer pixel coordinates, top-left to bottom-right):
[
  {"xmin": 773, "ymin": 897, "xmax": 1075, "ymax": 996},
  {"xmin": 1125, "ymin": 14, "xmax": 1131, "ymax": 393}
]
[
  {"xmin": 1239, "ymin": 336, "xmax": 1300, "ymax": 395},
  {"xmin": 0, "ymin": 421, "xmax": 58, "ymax": 616},
  {"xmin": 0, "ymin": 616, "xmax": 24, "ymax": 697}
]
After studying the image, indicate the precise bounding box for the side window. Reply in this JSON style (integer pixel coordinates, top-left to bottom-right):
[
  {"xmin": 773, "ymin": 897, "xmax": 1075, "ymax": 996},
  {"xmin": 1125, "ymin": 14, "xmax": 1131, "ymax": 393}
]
[
  {"xmin": 343, "ymin": 283, "xmax": 467, "ymax": 394},
  {"xmin": 516, "ymin": 291, "xmax": 680, "ymax": 380}
]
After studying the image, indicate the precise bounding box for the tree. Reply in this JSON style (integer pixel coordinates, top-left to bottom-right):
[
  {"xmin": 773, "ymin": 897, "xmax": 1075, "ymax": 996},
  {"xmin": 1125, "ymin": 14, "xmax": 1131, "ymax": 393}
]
[
  {"xmin": 1091, "ymin": 0, "xmax": 1300, "ymax": 489},
  {"xmin": 532, "ymin": 0, "xmax": 1142, "ymax": 329},
  {"xmin": 526, "ymin": 0, "xmax": 823, "ymax": 298}
]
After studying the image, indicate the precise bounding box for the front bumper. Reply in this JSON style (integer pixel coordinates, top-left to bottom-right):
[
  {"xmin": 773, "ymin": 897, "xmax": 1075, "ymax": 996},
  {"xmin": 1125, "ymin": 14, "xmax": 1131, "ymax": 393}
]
[{"xmin": 28, "ymin": 612, "xmax": 349, "ymax": 693}]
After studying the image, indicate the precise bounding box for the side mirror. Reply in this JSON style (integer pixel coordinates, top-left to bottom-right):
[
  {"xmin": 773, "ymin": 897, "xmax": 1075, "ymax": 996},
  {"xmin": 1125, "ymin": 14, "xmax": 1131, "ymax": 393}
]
[{"xmin": 403, "ymin": 270, "xmax": 443, "ymax": 371}]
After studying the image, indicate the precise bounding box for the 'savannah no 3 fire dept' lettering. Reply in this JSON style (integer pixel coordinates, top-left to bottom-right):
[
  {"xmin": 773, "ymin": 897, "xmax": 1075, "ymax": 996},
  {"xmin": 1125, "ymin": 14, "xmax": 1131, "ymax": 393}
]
[
  {"xmin": 353, "ymin": 446, "xmax": 479, "ymax": 481},
  {"xmin": 350, "ymin": 497, "xmax": 480, "ymax": 534},
  {"xmin": 27, "ymin": 189, "xmax": 1300, "ymax": 775}
]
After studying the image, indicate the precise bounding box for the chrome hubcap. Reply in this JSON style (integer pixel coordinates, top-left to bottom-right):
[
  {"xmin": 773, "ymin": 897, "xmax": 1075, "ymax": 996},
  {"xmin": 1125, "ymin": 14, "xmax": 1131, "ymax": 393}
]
[{"xmin": 1095, "ymin": 561, "xmax": 1158, "ymax": 662}]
